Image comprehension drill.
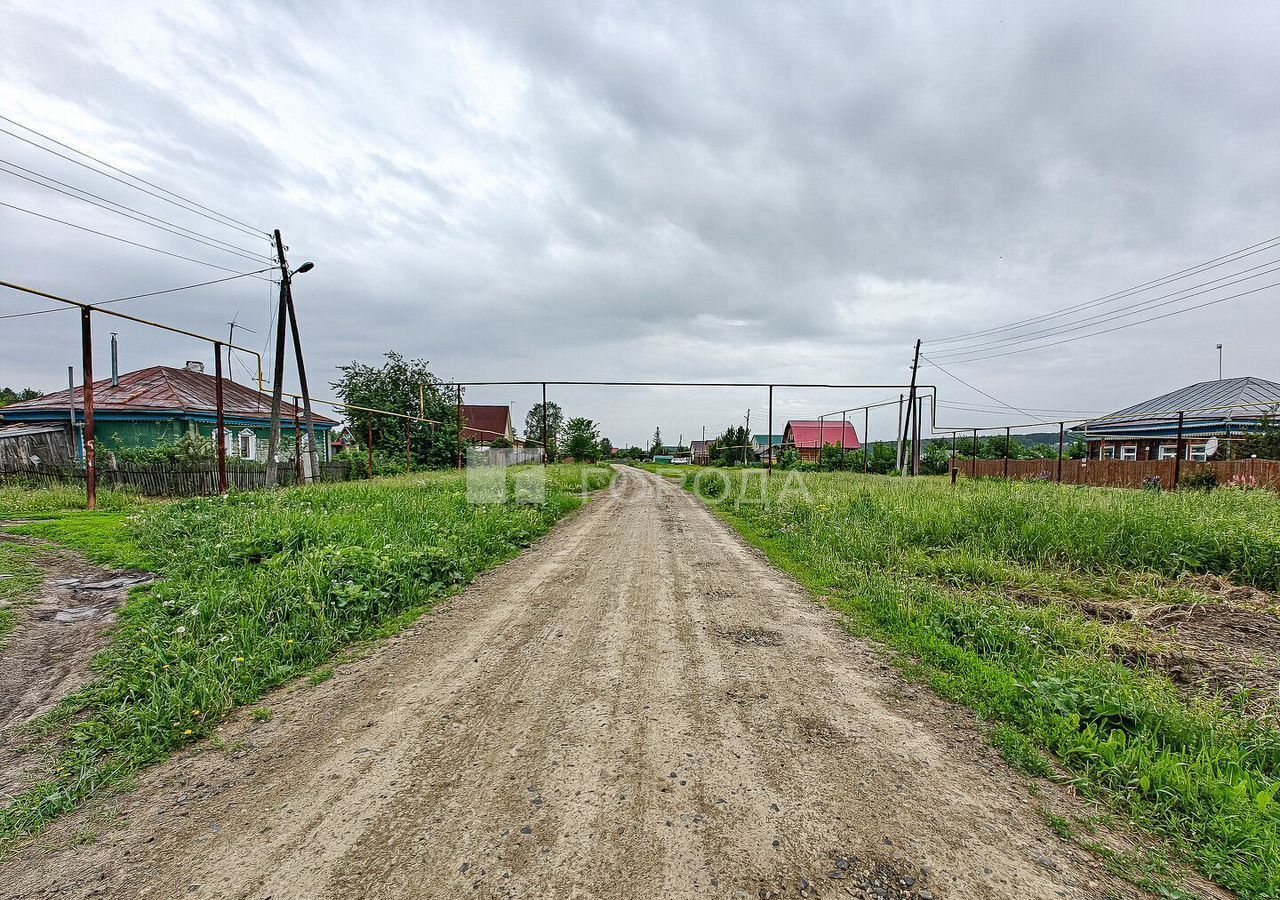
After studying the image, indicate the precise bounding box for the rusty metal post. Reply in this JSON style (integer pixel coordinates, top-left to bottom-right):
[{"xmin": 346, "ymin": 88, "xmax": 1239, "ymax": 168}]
[
  {"xmin": 818, "ymin": 415, "xmax": 825, "ymax": 469},
  {"xmin": 1173, "ymin": 411, "xmax": 1185, "ymax": 488},
  {"xmin": 456, "ymin": 385, "xmax": 463, "ymax": 470},
  {"xmin": 951, "ymin": 431, "xmax": 957, "ymax": 484},
  {"xmin": 1003, "ymin": 427, "xmax": 1010, "ymax": 479},
  {"xmin": 1056, "ymin": 422, "xmax": 1064, "ymax": 484},
  {"xmin": 767, "ymin": 384, "xmax": 773, "ymax": 476},
  {"xmin": 972, "ymin": 429, "xmax": 978, "ymax": 478},
  {"xmin": 840, "ymin": 413, "xmax": 847, "ymax": 470},
  {"xmin": 406, "ymin": 419, "xmax": 412, "ymax": 471},
  {"xmin": 864, "ymin": 407, "xmax": 869, "ymax": 475},
  {"xmin": 215, "ymin": 341, "xmax": 227, "ymax": 495},
  {"xmin": 367, "ymin": 417, "xmax": 373, "ymax": 479},
  {"xmin": 541, "ymin": 382, "xmax": 549, "ymax": 466},
  {"xmin": 80, "ymin": 307, "xmax": 96, "ymax": 510}
]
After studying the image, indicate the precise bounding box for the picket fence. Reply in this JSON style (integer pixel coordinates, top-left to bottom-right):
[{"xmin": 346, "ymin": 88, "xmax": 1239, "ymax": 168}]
[{"xmin": 0, "ymin": 460, "xmax": 353, "ymax": 497}]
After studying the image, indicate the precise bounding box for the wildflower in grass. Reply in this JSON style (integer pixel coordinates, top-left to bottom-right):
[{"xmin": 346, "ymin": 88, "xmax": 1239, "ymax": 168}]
[
  {"xmin": 192, "ymin": 708, "xmax": 202, "ymax": 717},
  {"xmin": 182, "ymin": 729, "xmax": 192, "ymax": 736},
  {"xmin": 175, "ymin": 625, "xmax": 186, "ymax": 636},
  {"xmin": 234, "ymin": 656, "xmax": 244, "ymax": 663}
]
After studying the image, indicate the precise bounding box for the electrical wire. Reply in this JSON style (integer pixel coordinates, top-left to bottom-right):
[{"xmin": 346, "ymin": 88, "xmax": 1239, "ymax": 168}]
[
  {"xmin": 927, "ymin": 256, "xmax": 1280, "ymax": 360},
  {"xmin": 926, "ymin": 279, "xmax": 1280, "ymax": 365},
  {"xmin": 0, "ymin": 267, "xmax": 277, "ymax": 320},
  {"xmin": 0, "ymin": 115, "xmax": 268, "ymax": 239},
  {"xmin": 0, "ymin": 201, "xmax": 275, "ymax": 278},
  {"xmin": 0, "ymin": 160, "xmax": 274, "ymax": 264},
  {"xmin": 928, "ymin": 232, "xmax": 1280, "ymax": 345},
  {"xmin": 920, "ymin": 355, "xmax": 1038, "ymax": 418}
]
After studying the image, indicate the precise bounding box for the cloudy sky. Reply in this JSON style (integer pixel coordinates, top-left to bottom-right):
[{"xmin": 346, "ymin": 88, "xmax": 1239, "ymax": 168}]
[{"xmin": 2, "ymin": 1, "xmax": 1278, "ymax": 447}]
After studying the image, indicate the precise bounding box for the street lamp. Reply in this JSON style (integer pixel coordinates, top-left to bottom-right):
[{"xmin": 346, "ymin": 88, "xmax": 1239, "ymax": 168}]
[
  {"xmin": 292, "ymin": 261, "xmax": 314, "ymax": 276},
  {"xmin": 1216, "ymin": 343, "xmax": 1223, "ymax": 380}
]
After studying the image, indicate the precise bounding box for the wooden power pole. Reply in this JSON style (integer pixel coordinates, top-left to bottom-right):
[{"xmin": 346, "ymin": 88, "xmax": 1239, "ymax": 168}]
[
  {"xmin": 900, "ymin": 339, "xmax": 922, "ymax": 476},
  {"xmin": 265, "ymin": 230, "xmax": 291, "ymax": 486}
]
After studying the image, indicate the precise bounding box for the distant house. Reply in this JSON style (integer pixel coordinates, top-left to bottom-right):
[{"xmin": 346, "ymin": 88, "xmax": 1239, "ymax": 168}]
[
  {"xmin": 1081, "ymin": 377, "xmax": 1280, "ymax": 462},
  {"xmin": 781, "ymin": 420, "xmax": 861, "ymax": 463},
  {"xmin": 0, "ymin": 362, "xmax": 338, "ymax": 463},
  {"xmin": 751, "ymin": 434, "xmax": 783, "ymax": 462},
  {"xmin": 460, "ymin": 405, "xmax": 518, "ymax": 447},
  {"xmin": 690, "ymin": 439, "xmax": 712, "ymax": 465}
]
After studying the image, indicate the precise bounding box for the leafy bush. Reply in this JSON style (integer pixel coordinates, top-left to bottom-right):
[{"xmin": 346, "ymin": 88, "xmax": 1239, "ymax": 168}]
[{"xmin": 1179, "ymin": 468, "xmax": 1219, "ymax": 492}]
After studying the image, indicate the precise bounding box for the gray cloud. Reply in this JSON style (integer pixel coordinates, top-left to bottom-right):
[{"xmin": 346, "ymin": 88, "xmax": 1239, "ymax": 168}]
[{"xmin": 2, "ymin": 0, "xmax": 1278, "ymax": 448}]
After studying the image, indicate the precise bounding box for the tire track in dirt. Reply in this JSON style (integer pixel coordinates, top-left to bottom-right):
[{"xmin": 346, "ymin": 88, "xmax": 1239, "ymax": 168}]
[{"xmin": 0, "ymin": 467, "xmax": 1197, "ymax": 899}]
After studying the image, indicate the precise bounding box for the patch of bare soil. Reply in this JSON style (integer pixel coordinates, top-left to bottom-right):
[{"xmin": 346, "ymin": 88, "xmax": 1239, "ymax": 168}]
[
  {"xmin": 1015, "ymin": 578, "xmax": 1280, "ymax": 715},
  {"xmin": 0, "ymin": 469, "xmax": 1221, "ymax": 899},
  {"xmin": 0, "ymin": 533, "xmax": 151, "ymax": 802}
]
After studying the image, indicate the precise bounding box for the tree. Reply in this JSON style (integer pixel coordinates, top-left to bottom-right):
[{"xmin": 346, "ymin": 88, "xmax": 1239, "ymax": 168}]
[
  {"xmin": 331, "ymin": 352, "xmax": 461, "ymax": 469},
  {"xmin": 563, "ymin": 417, "xmax": 601, "ymax": 461},
  {"xmin": 0, "ymin": 387, "xmax": 41, "ymax": 407},
  {"xmin": 712, "ymin": 425, "xmax": 750, "ymax": 466},
  {"xmin": 598, "ymin": 437, "xmax": 613, "ymax": 458},
  {"xmin": 1240, "ymin": 416, "xmax": 1280, "ymax": 461},
  {"xmin": 525, "ymin": 402, "xmax": 565, "ymax": 461},
  {"xmin": 650, "ymin": 427, "xmax": 663, "ymax": 456}
]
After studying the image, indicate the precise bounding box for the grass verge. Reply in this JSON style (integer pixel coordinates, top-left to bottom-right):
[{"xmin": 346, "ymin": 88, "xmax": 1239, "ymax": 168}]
[
  {"xmin": 0, "ymin": 464, "xmax": 613, "ymax": 849},
  {"xmin": 676, "ymin": 468, "xmax": 1280, "ymax": 900}
]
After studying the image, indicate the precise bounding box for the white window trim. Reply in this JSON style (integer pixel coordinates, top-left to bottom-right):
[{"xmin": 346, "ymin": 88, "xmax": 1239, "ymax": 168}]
[
  {"xmin": 1158, "ymin": 444, "xmax": 1178, "ymax": 460},
  {"xmin": 1188, "ymin": 443, "xmax": 1208, "ymax": 462},
  {"xmin": 238, "ymin": 428, "xmax": 257, "ymax": 461},
  {"xmin": 221, "ymin": 428, "xmax": 234, "ymax": 456},
  {"xmin": 1120, "ymin": 445, "xmax": 1137, "ymax": 461},
  {"xmin": 1102, "ymin": 445, "xmax": 1116, "ymax": 460}
]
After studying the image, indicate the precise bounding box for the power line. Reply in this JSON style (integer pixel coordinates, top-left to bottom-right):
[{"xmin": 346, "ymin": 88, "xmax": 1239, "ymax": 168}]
[
  {"xmin": 928, "ymin": 256, "xmax": 1280, "ymax": 360},
  {"xmin": 927, "ymin": 232, "xmax": 1280, "ymax": 345},
  {"xmin": 0, "ymin": 117, "xmax": 268, "ymax": 242},
  {"xmin": 0, "ymin": 201, "xmax": 276, "ymax": 278},
  {"xmin": 926, "ymin": 279, "xmax": 1280, "ymax": 365},
  {"xmin": 920, "ymin": 354, "xmax": 1037, "ymax": 418},
  {"xmin": 0, "ymin": 159, "xmax": 273, "ymax": 264},
  {"xmin": 0, "ymin": 267, "xmax": 275, "ymax": 320}
]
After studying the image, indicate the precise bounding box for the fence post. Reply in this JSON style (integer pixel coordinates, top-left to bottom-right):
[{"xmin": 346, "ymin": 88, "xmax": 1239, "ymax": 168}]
[
  {"xmin": 950, "ymin": 431, "xmax": 957, "ymax": 485},
  {"xmin": 456, "ymin": 385, "xmax": 463, "ymax": 471},
  {"xmin": 1173, "ymin": 411, "xmax": 1185, "ymax": 488},
  {"xmin": 215, "ymin": 341, "xmax": 227, "ymax": 495},
  {"xmin": 293, "ymin": 407, "xmax": 302, "ymax": 484},
  {"xmin": 972, "ymin": 429, "xmax": 978, "ymax": 478},
  {"xmin": 1003, "ymin": 427, "xmax": 1010, "ymax": 480},
  {"xmin": 406, "ymin": 419, "xmax": 412, "ymax": 472},
  {"xmin": 367, "ymin": 417, "xmax": 373, "ymax": 479},
  {"xmin": 864, "ymin": 407, "xmax": 869, "ymax": 474},
  {"xmin": 80, "ymin": 308, "xmax": 96, "ymax": 510},
  {"xmin": 767, "ymin": 385, "xmax": 773, "ymax": 477},
  {"xmin": 1056, "ymin": 422, "xmax": 1064, "ymax": 483}
]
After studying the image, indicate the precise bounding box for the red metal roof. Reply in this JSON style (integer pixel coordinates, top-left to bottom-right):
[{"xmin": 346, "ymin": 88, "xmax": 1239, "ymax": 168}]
[
  {"xmin": 461, "ymin": 404, "xmax": 514, "ymax": 442},
  {"xmin": 783, "ymin": 420, "xmax": 861, "ymax": 450},
  {"xmin": 0, "ymin": 366, "xmax": 337, "ymax": 425}
]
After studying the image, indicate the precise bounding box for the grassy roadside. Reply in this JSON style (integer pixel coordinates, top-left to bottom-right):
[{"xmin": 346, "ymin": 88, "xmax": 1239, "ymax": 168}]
[
  {"xmin": 0, "ymin": 464, "xmax": 613, "ymax": 848},
  {"xmin": 673, "ymin": 468, "xmax": 1280, "ymax": 900}
]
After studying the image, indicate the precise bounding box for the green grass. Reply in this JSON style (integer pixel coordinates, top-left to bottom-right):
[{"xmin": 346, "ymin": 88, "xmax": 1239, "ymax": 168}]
[
  {"xmin": 676, "ymin": 469, "xmax": 1280, "ymax": 900},
  {"xmin": 0, "ymin": 483, "xmax": 148, "ymax": 518},
  {"xmin": 0, "ymin": 542, "xmax": 44, "ymax": 650},
  {"xmin": 0, "ymin": 464, "xmax": 613, "ymax": 849}
]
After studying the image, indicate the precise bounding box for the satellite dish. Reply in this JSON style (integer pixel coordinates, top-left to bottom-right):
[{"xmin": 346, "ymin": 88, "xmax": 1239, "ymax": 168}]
[{"xmin": 1204, "ymin": 437, "xmax": 1219, "ymax": 457}]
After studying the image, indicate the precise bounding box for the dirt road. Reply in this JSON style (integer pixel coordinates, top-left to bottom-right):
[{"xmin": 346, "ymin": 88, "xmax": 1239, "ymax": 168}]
[{"xmin": 2, "ymin": 466, "xmax": 1152, "ymax": 899}]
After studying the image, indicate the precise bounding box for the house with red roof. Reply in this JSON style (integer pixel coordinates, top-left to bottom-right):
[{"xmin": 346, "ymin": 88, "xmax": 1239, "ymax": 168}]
[
  {"xmin": 0, "ymin": 361, "xmax": 338, "ymax": 463},
  {"xmin": 460, "ymin": 404, "xmax": 518, "ymax": 447},
  {"xmin": 782, "ymin": 419, "xmax": 861, "ymax": 463}
]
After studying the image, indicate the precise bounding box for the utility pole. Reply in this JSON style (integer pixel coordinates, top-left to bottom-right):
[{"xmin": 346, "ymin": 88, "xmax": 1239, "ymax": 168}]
[
  {"xmin": 265, "ymin": 231, "xmax": 291, "ymax": 487},
  {"xmin": 283, "ymin": 291, "xmax": 318, "ymax": 482},
  {"xmin": 226, "ymin": 316, "xmax": 255, "ymax": 384},
  {"xmin": 896, "ymin": 393, "xmax": 904, "ymax": 471},
  {"xmin": 900, "ymin": 339, "xmax": 922, "ymax": 477},
  {"xmin": 743, "ymin": 409, "xmax": 750, "ymax": 466}
]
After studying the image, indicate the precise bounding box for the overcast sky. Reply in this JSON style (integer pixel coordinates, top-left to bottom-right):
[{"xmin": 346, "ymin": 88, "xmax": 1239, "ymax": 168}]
[{"xmin": 2, "ymin": 1, "xmax": 1278, "ymax": 447}]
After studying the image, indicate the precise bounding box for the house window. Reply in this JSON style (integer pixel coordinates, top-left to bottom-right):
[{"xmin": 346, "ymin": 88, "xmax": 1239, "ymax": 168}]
[
  {"xmin": 1189, "ymin": 443, "xmax": 1208, "ymax": 462},
  {"xmin": 1102, "ymin": 446, "xmax": 1116, "ymax": 460},
  {"xmin": 1158, "ymin": 445, "xmax": 1178, "ymax": 460},
  {"xmin": 238, "ymin": 429, "xmax": 256, "ymax": 460},
  {"xmin": 1120, "ymin": 445, "xmax": 1137, "ymax": 461}
]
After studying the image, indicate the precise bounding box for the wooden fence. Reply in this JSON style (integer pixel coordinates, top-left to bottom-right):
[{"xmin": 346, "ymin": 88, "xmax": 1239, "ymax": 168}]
[
  {"xmin": 959, "ymin": 457, "xmax": 1280, "ymax": 493},
  {"xmin": 0, "ymin": 460, "xmax": 353, "ymax": 497}
]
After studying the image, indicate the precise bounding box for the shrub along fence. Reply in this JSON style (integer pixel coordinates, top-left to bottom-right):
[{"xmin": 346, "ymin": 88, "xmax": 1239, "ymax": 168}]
[
  {"xmin": 0, "ymin": 460, "xmax": 353, "ymax": 497},
  {"xmin": 960, "ymin": 457, "xmax": 1280, "ymax": 492}
]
